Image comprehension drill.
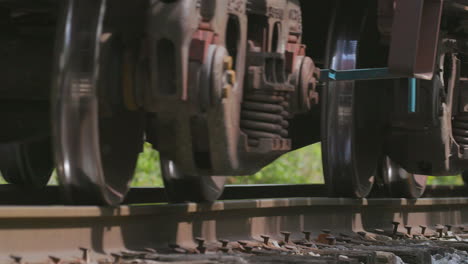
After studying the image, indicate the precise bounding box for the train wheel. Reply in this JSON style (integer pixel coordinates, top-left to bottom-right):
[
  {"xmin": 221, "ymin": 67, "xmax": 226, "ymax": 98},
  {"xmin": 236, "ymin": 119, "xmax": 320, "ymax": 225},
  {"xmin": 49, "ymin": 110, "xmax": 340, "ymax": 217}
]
[
  {"xmin": 52, "ymin": 0, "xmax": 144, "ymax": 205},
  {"xmin": 160, "ymin": 157, "xmax": 226, "ymax": 203},
  {"xmin": 382, "ymin": 157, "xmax": 427, "ymax": 198},
  {"xmin": 0, "ymin": 137, "xmax": 53, "ymax": 187},
  {"xmin": 322, "ymin": 1, "xmax": 383, "ymax": 197}
]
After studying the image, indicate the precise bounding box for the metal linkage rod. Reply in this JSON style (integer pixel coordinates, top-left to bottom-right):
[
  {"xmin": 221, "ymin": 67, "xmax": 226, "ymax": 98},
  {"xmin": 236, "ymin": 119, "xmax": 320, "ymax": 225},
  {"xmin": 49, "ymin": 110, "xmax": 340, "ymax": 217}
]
[{"xmin": 320, "ymin": 67, "xmax": 403, "ymax": 82}]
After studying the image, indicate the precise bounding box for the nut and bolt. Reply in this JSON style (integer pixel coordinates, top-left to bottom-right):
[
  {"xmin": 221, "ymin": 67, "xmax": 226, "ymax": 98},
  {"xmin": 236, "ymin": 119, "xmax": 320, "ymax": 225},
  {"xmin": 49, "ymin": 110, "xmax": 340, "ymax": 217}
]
[
  {"xmin": 10, "ymin": 255, "xmax": 21, "ymax": 264},
  {"xmin": 405, "ymin": 225, "xmax": 412, "ymax": 235},
  {"xmin": 419, "ymin": 225, "xmax": 427, "ymax": 235},
  {"xmin": 445, "ymin": 225, "xmax": 453, "ymax": 232},
  {"xmin": 195, "ymin": 237, "xmax": 206, "ymax": 254},
  {"xmin": 49, "ymin": 256, "xmax": 61, "ymax": 264},
  {"xmin": 219, "ymin": 239, "xmax": 229, "ymax": 248},
  {"xmin": 260, "ymin": 235, "xmax": 270, "ymax": 244},
  {"xmin": 302, "ymin": 231, "xmax": 311, "ymax": 241},
  {"xmin": 392, "ymin": 221, "xmax": 400, "ymax": 236},
  {"xmin": 238, "ymin": 240, "xmax": 248, "ymax": 247},
  {"xmin": 436, "ymin": 225, "xmax": 444, "ymax": 238},
  {"xmin": 281, "ymin": 231, "xmax": 291, "ymax": 243},
  {"xmin": 195, "ymin": 237, "xmax": 205, "ymax": 248},
  {"xmin": 79, "ymin": 247, "xmax": 90, "ymax": 263}
]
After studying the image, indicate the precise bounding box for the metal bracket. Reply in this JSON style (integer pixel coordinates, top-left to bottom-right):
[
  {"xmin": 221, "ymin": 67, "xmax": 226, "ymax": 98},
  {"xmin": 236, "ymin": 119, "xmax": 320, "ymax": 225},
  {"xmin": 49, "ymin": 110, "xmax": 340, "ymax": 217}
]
[
  {"xmin": 320, "ymin": 67, "xmax": 402, "ymax": 82},
  {"xmin": 388, "ymin": 0, "xmax": 443, "ymax": 80},
  {"xmin": 320, "ymin": 67, "xmax": 418, "ymax": 113}
]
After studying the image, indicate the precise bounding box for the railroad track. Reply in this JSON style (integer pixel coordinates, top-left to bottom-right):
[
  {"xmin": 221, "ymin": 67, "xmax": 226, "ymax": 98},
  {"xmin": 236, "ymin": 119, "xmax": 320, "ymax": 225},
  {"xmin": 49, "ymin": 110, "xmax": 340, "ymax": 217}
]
[
  {"xmin": 2, "ymin": 185, "xmax": 468, "ymax": 263},
  {"xmin": 0, "ymin": 184, "xmax": 462, "ymax": 205}
]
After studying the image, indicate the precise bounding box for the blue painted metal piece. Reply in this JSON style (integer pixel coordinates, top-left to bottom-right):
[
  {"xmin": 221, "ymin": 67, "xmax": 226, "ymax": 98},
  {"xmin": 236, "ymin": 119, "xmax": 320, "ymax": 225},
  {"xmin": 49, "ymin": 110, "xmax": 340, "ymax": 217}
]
[
  {"xmin": 409, "ymin": 78, "xmax": 417, "ymax": 113},
  {"xmin": 320, "ymin": 67, "xmax": 402, "ymax": 82},
  {"xmin": 319, "ymin": 67, "xmax": 419, "ymax": 114}
]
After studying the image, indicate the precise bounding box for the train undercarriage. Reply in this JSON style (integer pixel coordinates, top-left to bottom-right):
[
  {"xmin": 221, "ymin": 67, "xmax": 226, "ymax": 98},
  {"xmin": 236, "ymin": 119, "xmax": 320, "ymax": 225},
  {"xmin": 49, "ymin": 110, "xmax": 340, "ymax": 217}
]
[{"xmin": 0, "ymin": 0, "xmax": 467, "ymax": 205}]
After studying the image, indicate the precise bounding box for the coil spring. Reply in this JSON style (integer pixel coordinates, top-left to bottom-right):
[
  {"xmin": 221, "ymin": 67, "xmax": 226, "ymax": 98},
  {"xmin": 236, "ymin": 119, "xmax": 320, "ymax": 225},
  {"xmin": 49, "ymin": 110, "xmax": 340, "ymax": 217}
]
[
  {"xmin": 453, "ymin": 115, "xmax": 468, "ymax": 147},
  {"xmin": 240, "ymin": 92, "xmax": 290, "ymax": 147}
]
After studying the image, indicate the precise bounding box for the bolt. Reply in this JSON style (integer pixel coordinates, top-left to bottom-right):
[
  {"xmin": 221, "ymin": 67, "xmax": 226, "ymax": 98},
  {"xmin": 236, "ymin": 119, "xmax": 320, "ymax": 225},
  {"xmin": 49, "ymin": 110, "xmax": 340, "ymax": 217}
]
[
  {"xmin": 197, "ymin": 246, "xmax": 206, "ymax": 254},
  {"xmin": 260, "ymin": 235, "xmax": 270, "ymax": 244},
  {"xmin": 326, "ymin": 235, "xmax": 336, "ymax": 245},
  {"xmin": 436, "ymin": 225, "xmax": 444, "ymax": 238},
  {"xmin": 302, "ymin": 231, "xmax": 311, "ymax": 241},
  {"xmin": 79, "ymin": 247, "xmax": 90, "ymax": 263},
  {"xmin": 10, "ymin": 255, "xmax": 21, "ymax": 264},
  {"xmin": 419, "ymin": 225, "xmax": 427, "ymax": 235},
  {"xmin": 238, "ymin": 240, "xmax": 248, "ymax": 247},
  {"xmin": 322, "ymin": 229, "xmax": 331, "ymax": 234},
  {"xmin": 223, "ymin": 56, "xmax": 233, "ymax": 70},
  {"xmin": 280, "ymin": 231, "xmax": 291, "ymax": 243},
  {"xmin": 219, "ymin": 239, "xmax": 229, "ymax": 248},
  {"xmin": 111, "ymin": 253, "xmax": 122, "ymax": 264},
  {"xmin": 392, "ymin": 221, "xmax": 400, "ymax": 236},
  {"xmin": 49, "ymin": 256, "xmax": 61, "ymax": 264},
  {"xmin": 405, "ymin": 225, "xmax": 412, "ymax": 235},
  {"xmin": 195, "ymin": 237, "xmax": 205, "ymax": 248},
  {"xmin": 445, "ymin": 225, "xmax": 453, "ymax": 232}
]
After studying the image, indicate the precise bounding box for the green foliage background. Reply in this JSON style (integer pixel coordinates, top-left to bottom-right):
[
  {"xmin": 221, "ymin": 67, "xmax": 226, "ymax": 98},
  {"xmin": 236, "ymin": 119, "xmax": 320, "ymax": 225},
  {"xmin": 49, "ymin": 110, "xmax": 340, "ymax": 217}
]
[
  {"xmin": 0, "ymin": 142, "xmax": 463, "ymax": 186},
  {"xmin": 128, "ymin": 142, "xmax": 462, "ymax": 187}
]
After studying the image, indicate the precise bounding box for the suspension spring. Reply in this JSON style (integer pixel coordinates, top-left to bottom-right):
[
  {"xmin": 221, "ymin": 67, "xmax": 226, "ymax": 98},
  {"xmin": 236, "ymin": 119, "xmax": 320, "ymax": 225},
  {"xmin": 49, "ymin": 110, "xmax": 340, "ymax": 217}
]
[
  {"xmin": 240, "ymin": 91, "xmax": 290, "ymax": 147},
  {"xmin": 453, "ymin": 115, "xmax": 468, "ymax": 147}
]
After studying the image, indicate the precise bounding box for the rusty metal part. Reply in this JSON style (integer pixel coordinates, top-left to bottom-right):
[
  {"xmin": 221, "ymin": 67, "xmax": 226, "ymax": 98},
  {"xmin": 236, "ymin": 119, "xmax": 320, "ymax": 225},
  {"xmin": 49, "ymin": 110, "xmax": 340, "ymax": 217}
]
[
  {"xmin": 386, "ymin": 37, "xmax": 467, "ymax": 176},
  {"xmin": 146, "ymin": 0, "xmax": 319, "ymax": 180},
  {"xmin": 2, "ymin": 197, "xmax": 468, "ymax": 262},
  {"xmin": 146, "ymin": 0, "xmax": 249, "ymax": 177},
  {"xmin": 388, "ymin": 0, "xmax": 443, "ymax": 80},
  {"xmin": 0, "ymin": 183, "xmax": 463, "ymax": 205}
]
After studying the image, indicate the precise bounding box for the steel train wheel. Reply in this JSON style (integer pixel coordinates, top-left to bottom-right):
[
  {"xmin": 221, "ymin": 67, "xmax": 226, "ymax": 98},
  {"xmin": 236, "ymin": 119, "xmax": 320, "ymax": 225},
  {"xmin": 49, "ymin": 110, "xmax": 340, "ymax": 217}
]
[
  {"xmin": 322, "ymin": 1, "xmax": 383, "ymax": 197},
  {"xmin": 382, "ymin": 157, "xmax": 427, "ymax": 198},
  {"xmin": 160, "ymin": 157, "xmax": 226, "ymax": 203},
  {"xmin": 52, "ymin": 0, "xmax": 144, "ymax": 205},
  {"xmin": 0, "ymin": 137, "xmax": 53, "ymax": 187}
]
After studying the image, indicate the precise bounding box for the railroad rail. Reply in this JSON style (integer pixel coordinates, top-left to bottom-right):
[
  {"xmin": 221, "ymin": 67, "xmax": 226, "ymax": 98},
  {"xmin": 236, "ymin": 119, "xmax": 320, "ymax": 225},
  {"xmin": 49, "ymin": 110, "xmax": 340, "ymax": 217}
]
[
  {"xmin": 2, "ymin": 185, "xmax": 468, "ymax": 263},
  {"xmin": 0, "ymin": 184, "xmax": 462, "ymax": 205}
]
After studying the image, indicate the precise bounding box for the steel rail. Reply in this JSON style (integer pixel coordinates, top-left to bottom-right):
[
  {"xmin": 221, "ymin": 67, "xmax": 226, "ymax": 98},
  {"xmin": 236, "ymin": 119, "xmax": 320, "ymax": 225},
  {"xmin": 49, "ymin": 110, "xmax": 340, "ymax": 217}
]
[
  {"xmin": 0, "ymin": 184, "xmax": 463, "ymax": 205},
  {"xmin": 1, "ymin": 196, "xmax": 468, "ymax": 262}
]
